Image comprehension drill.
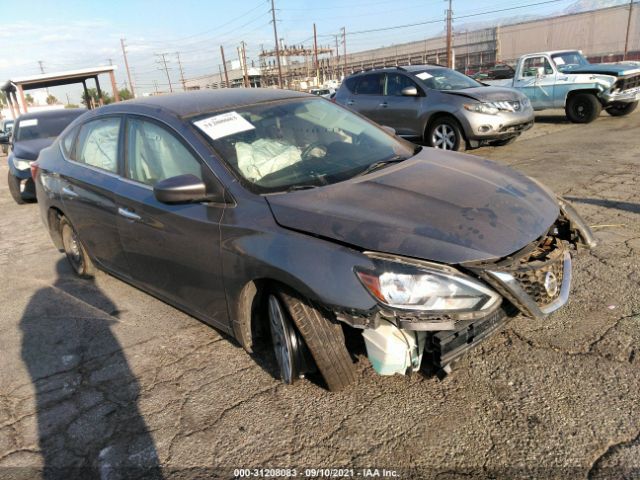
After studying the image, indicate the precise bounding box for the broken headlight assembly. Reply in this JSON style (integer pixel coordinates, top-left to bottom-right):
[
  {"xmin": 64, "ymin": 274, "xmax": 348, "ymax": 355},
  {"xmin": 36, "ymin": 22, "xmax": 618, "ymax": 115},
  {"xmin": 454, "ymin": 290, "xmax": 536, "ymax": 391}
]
[{"xmin": 355, "ymin": 253, "xmax": 501, "ymax": 314}]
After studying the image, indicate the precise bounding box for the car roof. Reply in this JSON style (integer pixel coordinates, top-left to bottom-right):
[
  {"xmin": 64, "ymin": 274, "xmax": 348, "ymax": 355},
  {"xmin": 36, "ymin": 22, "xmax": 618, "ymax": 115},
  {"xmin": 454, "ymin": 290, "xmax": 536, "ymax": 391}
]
[
  {"xmin": 347, "ymin": 64, "xmax": 447, "ymax": 77},
  {"xmin": 16, "ymin": 108, "xmax": 86, "ymax": 122},
  {"xmin": 98, "ymin": 88, "xmax": 311, "ymax": 118}
]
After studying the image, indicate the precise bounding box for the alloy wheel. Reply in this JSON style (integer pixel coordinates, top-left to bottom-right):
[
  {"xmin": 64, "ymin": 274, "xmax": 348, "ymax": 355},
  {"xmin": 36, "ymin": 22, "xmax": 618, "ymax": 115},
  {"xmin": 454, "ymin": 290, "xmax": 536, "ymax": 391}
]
[
  {"xmin": 268, "ymin": 294, "xmax": 299, "ymax": 384},
  {"xmin": 61, "ymin": 223, "xmax": 83, "ymax": 273},
  {"xmin": 432, "ymin": 124, "xmax": 457, "ymax": 150}
]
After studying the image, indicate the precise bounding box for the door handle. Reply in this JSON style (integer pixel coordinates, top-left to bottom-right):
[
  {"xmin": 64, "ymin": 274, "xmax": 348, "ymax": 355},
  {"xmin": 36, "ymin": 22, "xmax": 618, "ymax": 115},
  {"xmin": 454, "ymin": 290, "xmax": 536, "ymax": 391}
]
[
  {"xmin": 379, "ymin": 102, "xmax": 388, "ymax": 107},
  {"xmin": 346, "ymin": 100, "xmax": 355, "ymax": 105},
  {"xmin": 118, "ymin": 207, "xmax": 141, "ymax": 222},
  {"xmin": 62, "ymin": 186, "xmax": 78, "ymax": 198}
]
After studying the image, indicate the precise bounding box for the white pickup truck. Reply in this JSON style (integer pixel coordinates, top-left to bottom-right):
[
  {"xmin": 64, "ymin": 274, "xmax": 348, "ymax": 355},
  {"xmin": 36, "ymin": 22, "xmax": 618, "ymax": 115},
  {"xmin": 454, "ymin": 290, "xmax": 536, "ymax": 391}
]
[{"xmin": 485, "ymin": 50, "xmax": 640, "ymax": 123}]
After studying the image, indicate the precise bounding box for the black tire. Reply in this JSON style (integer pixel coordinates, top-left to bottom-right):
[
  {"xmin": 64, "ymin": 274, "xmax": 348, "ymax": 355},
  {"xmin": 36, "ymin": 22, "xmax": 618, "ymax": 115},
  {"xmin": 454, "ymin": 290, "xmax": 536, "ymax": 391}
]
[
  {"xmin": 565, "ymin": 93, "xmax": 602, "ymax": 123},
  {"xmin": 7, "ymin": 171, "xmax": 26, "ymax": 205},
  {"xmin": 606, "ymin": 101, "xmax": 638, "ymax": 117},
  {"xmin": 426, "ymin": 116, "xmax": 467, "ymax": 151},
  {"xmin": 489, "ymin": 136, "xmax": 518, "ymax": 147},
  {"xmin": 277, "ymin": 289, "xmax": 356, "ymax": 391},
  {"xmin": 60, "ymin": 216, "xmax": 95, "ymax": 278}
]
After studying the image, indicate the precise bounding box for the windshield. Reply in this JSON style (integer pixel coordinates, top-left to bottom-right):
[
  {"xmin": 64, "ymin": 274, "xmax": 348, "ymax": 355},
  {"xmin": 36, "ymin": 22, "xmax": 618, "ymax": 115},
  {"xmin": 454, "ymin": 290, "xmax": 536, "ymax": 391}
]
[
  {"xmin": 193, "ymin": 98, "xmax": 415, "ymax": 193},
  {"xmin": 415, "ymin": 68, "xmax": 482, "ymax": 90},
  {"xmin": 16, "ymin": 115, "xmax": 75, "ymax": 142},
  {"xmin": 551, "ymin": 51, "xmax": 589, "ymax": 71}
]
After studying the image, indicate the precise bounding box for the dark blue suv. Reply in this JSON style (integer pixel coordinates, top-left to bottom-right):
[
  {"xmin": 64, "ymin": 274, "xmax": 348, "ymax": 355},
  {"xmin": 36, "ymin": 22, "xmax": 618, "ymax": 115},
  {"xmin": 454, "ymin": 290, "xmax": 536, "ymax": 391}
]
[{"xmin": 3, "ymin": 109, "xmax": 85, "ymax": 203}]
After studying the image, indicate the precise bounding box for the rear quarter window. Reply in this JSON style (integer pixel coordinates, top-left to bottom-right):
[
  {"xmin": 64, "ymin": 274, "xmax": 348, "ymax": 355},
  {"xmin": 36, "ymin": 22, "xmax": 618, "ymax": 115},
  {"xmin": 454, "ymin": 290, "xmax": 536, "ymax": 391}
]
[{"xmin": 343, "ymin": 77, "xmax": 358, "ymax": 93}]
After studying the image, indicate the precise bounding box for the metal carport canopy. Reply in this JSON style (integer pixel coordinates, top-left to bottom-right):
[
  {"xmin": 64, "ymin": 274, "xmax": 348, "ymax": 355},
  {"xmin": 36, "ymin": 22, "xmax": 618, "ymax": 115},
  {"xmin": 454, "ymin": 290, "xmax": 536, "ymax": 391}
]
[{"xmin": 1, "ymin": 65, "xmax": 120, "ymax": 118}]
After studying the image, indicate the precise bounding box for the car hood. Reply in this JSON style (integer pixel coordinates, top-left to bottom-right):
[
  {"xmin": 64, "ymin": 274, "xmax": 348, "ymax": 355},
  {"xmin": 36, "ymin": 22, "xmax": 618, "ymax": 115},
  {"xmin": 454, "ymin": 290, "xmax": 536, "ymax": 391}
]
[
  {"xmin": 441, "ymin": 86, "xmax": 524, "ymax": 102},
  {"xmin": 560, "ymin": 63, "xmax": 640, "ymax": 77},
  {"xmin": 266, "ymin": 150, "xmax": 560, "ymax": 264},
  {"xmin": 12, "ymin": 138, "xmax": 55, "ymax": 160}
]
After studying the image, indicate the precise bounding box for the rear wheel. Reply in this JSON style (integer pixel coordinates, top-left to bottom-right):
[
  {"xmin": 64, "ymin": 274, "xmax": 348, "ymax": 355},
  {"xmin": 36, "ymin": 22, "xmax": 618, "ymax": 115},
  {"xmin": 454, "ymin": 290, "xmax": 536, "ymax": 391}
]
[
  {"xmin": 606, "ymin": 101, "xmax": 638, "ymax": 117},
  {"xmin": 565, "ymin": 93, "xmax": 602, "ymax": 123},
  {"xmin": 60, "ymin": 216, "xmax": 95, "ymax": 278},
  {"xmin": 426, "ymin": 117, "xmax": 466, "ymax": 151},
  {"xmin": 271, "ymin": 289, "xmax": 357, "ymax": 391},
  {"xmin": 7, "ymin": 171, "xmax": 26, "ymax": 205}
]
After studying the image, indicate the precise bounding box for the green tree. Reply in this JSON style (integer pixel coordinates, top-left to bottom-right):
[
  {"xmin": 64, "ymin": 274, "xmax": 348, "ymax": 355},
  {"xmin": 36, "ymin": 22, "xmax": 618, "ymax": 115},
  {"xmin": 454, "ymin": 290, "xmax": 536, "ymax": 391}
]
[
  {"xmin": 25, "ymin": 94, "xmax": 34, "ymax": 105},
  {"xmin": 81, "ymin": 88, "xmax": 112, "ymax": 107},
  {"xmin": 46, "ymin": 94, "xmax": 58, "ymax": 105},
  {"xmin": 118, "ymin": 88, "xmax": 133, "ymax": 101}
]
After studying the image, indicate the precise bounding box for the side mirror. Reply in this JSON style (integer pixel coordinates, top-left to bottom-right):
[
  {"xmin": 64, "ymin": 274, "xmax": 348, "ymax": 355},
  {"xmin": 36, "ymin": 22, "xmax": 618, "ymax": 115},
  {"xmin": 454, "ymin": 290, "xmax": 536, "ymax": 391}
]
[
  {"xmin": 153, "ymin": 174, "xmax": 220, "ymax": 204},
  {"xmin": 381, "ymin": 125, "xmax": 396, "ymax": 136},
  {"xmin": 400, "ymin": 86, "xmax": 418, "ymax": 96},
  {"xmin": 0, "ymin": 132, "xmax": 10, "ymax": 144}
]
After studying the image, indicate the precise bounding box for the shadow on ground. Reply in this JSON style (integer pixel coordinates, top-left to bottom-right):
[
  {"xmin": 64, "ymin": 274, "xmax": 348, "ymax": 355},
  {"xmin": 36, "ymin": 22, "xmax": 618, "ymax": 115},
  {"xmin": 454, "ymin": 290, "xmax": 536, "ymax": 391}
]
[
  {"xmin": 564, "ymin": 197, "xmax": 640, "ymax": 214},
  {"xmin": 20, "ymin": 259, "xmax": 163, "ymax": 479}
]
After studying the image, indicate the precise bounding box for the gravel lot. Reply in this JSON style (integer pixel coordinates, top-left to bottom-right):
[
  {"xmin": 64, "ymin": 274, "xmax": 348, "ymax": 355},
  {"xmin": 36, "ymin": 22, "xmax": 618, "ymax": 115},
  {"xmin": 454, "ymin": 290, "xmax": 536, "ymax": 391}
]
[{"xmin": 0, "ymin": 109, "xmax": 638, "ymax": 479}]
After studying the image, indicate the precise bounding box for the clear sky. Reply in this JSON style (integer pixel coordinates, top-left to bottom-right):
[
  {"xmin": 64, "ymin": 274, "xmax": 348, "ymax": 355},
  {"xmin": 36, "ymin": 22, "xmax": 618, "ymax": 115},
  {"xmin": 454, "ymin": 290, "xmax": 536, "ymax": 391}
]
[{"xmin": 0, "ymin": 0, "xmax": 626, "ymax": 102}]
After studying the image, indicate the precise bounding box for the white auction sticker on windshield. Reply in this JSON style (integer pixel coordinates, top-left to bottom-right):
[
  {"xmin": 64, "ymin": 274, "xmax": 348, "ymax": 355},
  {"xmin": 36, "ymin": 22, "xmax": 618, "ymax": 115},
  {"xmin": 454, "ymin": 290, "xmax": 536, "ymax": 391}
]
[
  {"xmin": 416, "ymin": 72, "xmax": 433, "ymax": 80},
  {"xmin": 20, "ymin": 119, "xmax": 38, "ymax": 127},
  {"xmin": 194, "ymin": 111, "xmax": 255, "ymax": 140},
  {"xmin": 554, "ymin": 57, "xmax": 565, "ymax": 65}
]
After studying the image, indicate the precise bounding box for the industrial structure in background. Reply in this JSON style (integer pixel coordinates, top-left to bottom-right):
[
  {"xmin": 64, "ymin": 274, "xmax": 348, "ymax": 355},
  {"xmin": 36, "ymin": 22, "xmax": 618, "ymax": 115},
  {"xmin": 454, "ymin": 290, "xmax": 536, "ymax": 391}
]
[{"xmin": 183, "ymin": 3, "xmax": 639, "ymax": 92}]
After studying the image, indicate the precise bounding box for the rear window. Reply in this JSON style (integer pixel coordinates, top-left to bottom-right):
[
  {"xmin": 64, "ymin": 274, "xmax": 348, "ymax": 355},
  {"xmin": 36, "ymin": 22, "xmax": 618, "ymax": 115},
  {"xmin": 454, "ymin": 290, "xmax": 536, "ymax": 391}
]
[
  {"xmin": 15, "ymin": 113, "xmax": 79, "ymax": 142},
  {"xmin": 354, "ymin": 74, "xmax": 384, "ymax": 95}
]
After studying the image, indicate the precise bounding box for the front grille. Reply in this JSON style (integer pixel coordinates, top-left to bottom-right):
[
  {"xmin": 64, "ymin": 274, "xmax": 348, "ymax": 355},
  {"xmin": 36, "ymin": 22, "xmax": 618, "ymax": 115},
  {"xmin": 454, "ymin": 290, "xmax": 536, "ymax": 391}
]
[
  {"xmin": 510, "ymin": 248, "xmax": 565, "ymax": 307},
  {"xmin": 620, "ymin": 74, "xmax": 640, "ymax": 91},
  {"xmin": 495, "ymin": 100, "xmax": 521, "ymax": 112}
]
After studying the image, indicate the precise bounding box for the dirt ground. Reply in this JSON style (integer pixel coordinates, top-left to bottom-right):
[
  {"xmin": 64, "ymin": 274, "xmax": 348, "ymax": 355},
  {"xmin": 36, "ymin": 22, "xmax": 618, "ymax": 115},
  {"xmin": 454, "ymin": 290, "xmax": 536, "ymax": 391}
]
[{"xmin": 0, "ymin": 109, "xmax": 639, "ymax": 479}]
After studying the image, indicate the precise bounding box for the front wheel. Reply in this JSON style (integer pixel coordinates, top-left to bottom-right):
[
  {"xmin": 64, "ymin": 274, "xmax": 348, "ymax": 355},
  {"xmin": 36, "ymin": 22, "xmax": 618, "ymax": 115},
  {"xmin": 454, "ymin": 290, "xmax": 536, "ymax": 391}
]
[
  {"xmin": 426, "ymin": 117, "xmax": 466, "ymax": 151},
  {"xmin": 7, "ymin": 171, "xmax": 26, "ymax": 205},
  {"xmin": 606, "ymin": 101, "xmax": 638, "ymax": 117},
  {"xmin": 271, "ymin": 289, "xmax": 356, "ymax": 391},
  {"xmin": 60, "ymin": 216, "xmax": 95, "ymax": 277},
  {"xmin": 565, "ymin": 93, "xmax": 602, "ymax": 123}
]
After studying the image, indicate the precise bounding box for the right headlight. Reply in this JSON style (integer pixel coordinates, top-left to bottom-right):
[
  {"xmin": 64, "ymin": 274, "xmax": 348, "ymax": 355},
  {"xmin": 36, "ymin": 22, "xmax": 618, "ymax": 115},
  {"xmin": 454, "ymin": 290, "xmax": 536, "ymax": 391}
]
[
  {"xmin": 12, "ymin": 156, "xmax": 32, "ymax": 171},
  {"xmin": 355, "ymin": 253, "xmax": 501, "ymax": 312},
  {"xmin": 463, "ymin": 102, "xmax": 500, "ymax": 115}
]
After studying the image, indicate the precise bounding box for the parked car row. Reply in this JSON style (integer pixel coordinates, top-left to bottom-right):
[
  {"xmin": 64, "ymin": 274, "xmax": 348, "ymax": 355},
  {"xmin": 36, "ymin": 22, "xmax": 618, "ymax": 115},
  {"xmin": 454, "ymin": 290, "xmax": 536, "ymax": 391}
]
[
  {"xmin": 1, "ymin": 109, "xmax": 86, "ymax": 203},
  {"xmin": 12, "ymin": 88, "xmax": 597, "ymax": 391},
  {"xmin": 333, "ymin": 50, "xmax": 639, "ymax": 150}
]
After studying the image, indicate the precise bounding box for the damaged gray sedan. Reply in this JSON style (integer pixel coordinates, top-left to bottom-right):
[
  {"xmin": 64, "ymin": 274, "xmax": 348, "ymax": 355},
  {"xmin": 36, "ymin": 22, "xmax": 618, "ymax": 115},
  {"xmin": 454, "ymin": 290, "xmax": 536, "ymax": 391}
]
[{"xmin": 34, "ymin": 89, "xmax": 595, "ymax": 391}]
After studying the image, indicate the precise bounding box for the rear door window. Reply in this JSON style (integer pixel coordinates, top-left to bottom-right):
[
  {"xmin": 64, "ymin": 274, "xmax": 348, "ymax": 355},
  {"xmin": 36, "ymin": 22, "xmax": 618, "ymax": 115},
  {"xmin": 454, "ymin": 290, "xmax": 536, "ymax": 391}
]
[
  {"xmin": 355, "ymin": 74, "xmax": 384, "ymax": 95},
  {"xmin": 75, "ymin": 117, "xmax": 121, "ymax": 173}
]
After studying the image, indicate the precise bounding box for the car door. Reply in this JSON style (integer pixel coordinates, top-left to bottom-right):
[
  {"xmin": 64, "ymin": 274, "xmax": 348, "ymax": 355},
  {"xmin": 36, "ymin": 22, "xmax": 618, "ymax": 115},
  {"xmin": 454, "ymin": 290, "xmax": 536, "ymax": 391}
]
[
  {"xmin": 513, "ymin": 56, "xmax": 557, "ymax": 109},
  {"xmin": 380, "ymin": 73, "xmax": 424, "ymax": 137},
  {"xmin": 347, "ymin": 73, "xmax": 386, "ymax": 123},
  {"xmin": 114, "ymin": 115, "xmax": 229, "ymax": 328},
  {"xmin": 59, "ymin": 116, "xmax": 130, "ymax": 274}
]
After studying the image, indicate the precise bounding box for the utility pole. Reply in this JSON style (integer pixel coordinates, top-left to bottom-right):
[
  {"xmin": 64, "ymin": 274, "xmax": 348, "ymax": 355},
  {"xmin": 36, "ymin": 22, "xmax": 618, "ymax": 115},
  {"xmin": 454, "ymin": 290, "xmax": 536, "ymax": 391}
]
[
  {"xmin": 241, "ymin": 41, "xmax": 250, "ymax": 88},
  {"xmin": 155, "ymin": 53, "xmax": 174, "ymax": 93},
  {"xmin": 334, "ymin": 34, "xmax": 340, "ymax": 80},
  {"xmin": 623, "ymin": 0, "xmax": 633, "ymax": 60},
  {"xmin": 153, "ymin": 80, "xmax": 159, "ymax": 94},
  {"xmin": 445, "ymin": 0, "xmax": 453, "ymax": 68},
  {"xmin": 270, "ymin": 0, "xmax": 283, "ymax": 88},
  {"xmin": 120, "ymin": 38, "xmax": 136, "ymax": 97},
  {"xmin": 220, "ymin": 45, "xmax": 230, "ymax": 88},
  {"xmin": 38, "ymin": 61, "xmax": 50, "ymax": 96},
  {"xmin": 313, "ymin": 23, "xmax": 320, "ymax": 85},
  {"xmin": 175, "ymin": 52, "xmax": 186, "ymax": 91},
  {"xmin": 342, "ymin": 27, "xmax": 347, "ymax": 78}
]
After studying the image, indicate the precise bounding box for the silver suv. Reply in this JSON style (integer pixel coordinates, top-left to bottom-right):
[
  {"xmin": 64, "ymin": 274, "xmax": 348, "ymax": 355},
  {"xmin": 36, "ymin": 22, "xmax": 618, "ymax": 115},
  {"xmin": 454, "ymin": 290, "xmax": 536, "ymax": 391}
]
[{"xmin": 335, "ymin": 65, "xmax": 535, "ymax": 150}]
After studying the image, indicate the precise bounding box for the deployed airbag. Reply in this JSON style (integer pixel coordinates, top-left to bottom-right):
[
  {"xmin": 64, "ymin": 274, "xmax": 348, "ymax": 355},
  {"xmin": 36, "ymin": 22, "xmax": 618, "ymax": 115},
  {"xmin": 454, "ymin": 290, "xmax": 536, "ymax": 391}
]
[{"xmin": 236, "ymin": 138, "xmax": 302, "ymax": 182}]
